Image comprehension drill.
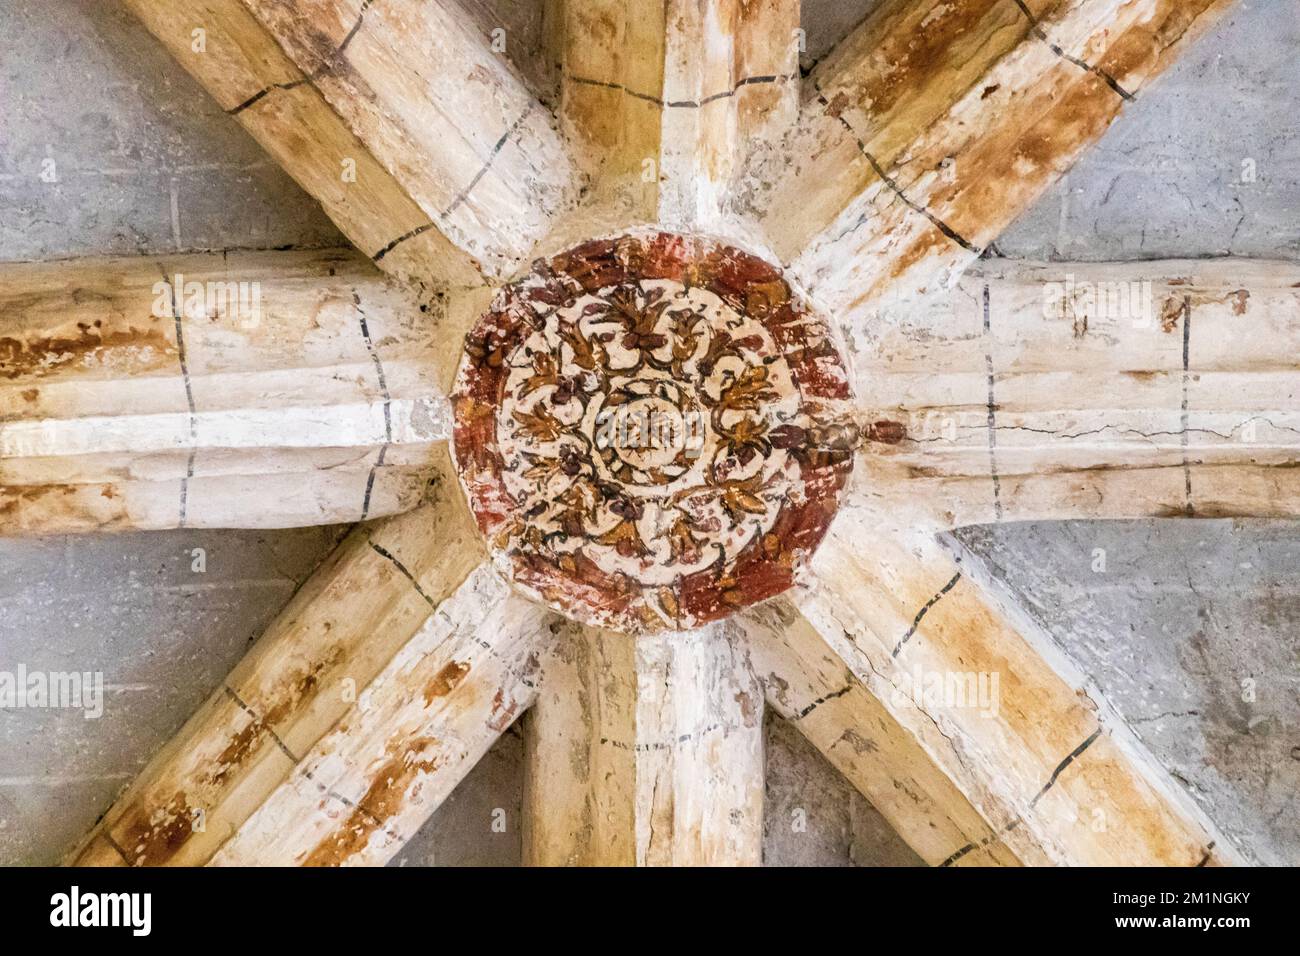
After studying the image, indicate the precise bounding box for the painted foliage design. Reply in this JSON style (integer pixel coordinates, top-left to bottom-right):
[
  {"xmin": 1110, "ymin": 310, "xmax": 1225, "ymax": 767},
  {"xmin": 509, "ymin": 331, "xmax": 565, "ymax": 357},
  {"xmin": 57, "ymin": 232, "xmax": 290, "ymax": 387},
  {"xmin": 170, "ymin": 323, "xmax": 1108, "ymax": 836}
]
[{"xmin": 453, "ymin": 232, "xmax": 854, "ymax": 631}]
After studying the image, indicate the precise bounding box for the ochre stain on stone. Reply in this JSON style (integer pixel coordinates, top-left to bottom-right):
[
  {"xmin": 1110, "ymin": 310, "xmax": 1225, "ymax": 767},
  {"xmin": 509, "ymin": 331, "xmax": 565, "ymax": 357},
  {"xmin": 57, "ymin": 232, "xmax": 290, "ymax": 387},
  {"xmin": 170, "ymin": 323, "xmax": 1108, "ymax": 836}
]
[
  {"xmin": 111, "ymin": 792, "xmax": 195, "ymax": 866},
  {"xmin": 423, "ymin": 660, "xmax": 470, "ymax": 704},
  {"xmin": 0, "ymin": 325, "xmax": 175, "ymax": 381},
  {"xmin": 301, "ymin": 737, "xmax": 442, "ymax": 866},
  {"xmin": 488, "ymin": 687, "xmax": 519, "ymax": 733},
  {"xmin": 866, "ymin": 420, "xmax": 908, "ymax": 445},
  {"xmin": 1160, "ymin": 297, "xmax": 1185, "ymax": 333}
]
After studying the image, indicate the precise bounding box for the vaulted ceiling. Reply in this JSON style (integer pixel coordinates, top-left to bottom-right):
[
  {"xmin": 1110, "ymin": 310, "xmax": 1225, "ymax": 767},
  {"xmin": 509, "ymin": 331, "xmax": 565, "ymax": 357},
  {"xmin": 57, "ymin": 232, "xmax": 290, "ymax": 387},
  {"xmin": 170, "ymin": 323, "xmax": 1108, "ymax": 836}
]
[{"xmin": 1, "ymin": 0, "xmax": 1296, "ymax": 867}]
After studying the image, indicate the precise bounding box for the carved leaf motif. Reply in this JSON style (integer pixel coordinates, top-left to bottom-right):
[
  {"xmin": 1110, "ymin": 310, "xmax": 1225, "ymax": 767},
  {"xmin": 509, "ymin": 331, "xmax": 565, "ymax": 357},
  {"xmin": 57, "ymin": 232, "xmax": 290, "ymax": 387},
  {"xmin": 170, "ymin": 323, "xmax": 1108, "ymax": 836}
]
[
  {"xmin": 519, "ymin": 351, "xmax": 560, "ymax": 399},
  {"xmin": 596, "ymin": 518, "xmax": 650, "ymax": 558},
  {"xmin": 723, "ymin": 484, "xmax": 768, "ymax": 520},
  {"xmin": 718, "ymin": 415, "xmax": 770, "ymax": 464},
  {"xmin": 557, "ymin": 320, "xmax": 599, "ymax": 371},
  {"xmin": 512, "ymin": 404, "xmax": 564, "ymax": 443},
  {"xmin": 719, "ymin": 365, "xmax": 776, "ymax": 412},
  {"xmin": 666, "ymin": 515, "xmax": 704, "ymax": 565}
]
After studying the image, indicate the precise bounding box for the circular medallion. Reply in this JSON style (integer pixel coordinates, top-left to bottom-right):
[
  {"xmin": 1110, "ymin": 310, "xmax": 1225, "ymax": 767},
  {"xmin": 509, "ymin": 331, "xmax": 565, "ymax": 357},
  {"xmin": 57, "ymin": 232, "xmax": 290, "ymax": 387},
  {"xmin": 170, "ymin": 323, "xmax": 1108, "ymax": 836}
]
[{"xmin": 452, "ymin": 232, "xmax": 855, "ymax": 632}]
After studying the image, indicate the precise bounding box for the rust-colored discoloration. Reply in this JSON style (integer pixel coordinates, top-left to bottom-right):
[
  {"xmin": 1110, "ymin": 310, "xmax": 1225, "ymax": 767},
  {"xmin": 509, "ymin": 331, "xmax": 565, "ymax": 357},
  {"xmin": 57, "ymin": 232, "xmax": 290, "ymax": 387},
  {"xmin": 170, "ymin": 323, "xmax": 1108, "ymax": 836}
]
[
  {"xmin": 0, "ymin": 484, "xmax": 80, "ymax": 517},
  {"xmin": 832, "ymin": 0, "xmax": 1015, "ymax": 135},
  {"xmin": 111, "ymin": 792, "xmax": 195, "ymax": 867},
  {"xmin": 839, "ymin": 0, "xmax": 1228, "ymax": 313},
  {"xmin": 212, "ymin": 718, "xmax": 265, "ymax": 789},
  {"xmin": 300, "ymin": 737, "xmax": 441, "ymax": 867},
  {"xmin": 1230, "ymin": 289, "xmax": 1250, "ymax": 315},
  {"xmin": 0, "ymin": 325, "xmax": 176, "ymax": 381},
  {"xmin": 866, "ymin": 419, "xmax": 908, "ymax": 445},
  {"xmin": 0, "ymin": 483, "xmax": 129, "ymax": 535},
  {"xmin": 423, "ymin": 660, "xmax": 470, "ymax": 704},
  {"xmin": 258, "ymin": 643, "xmax": 346, "ymax": 730},
  {"xmin": 1160, "ymin": 297, "xmax": 1186, "ymax": 333},
  {"xmin": 488, "ymin": 686, "xmax": 522, "ymax": 733},
  {"xmin": 20, "ymin": 388, "xmax": 38, "ymax": 402},
  {"xmin": 0, "ymin": 483, "xmax": 131, "ymax": 532}
]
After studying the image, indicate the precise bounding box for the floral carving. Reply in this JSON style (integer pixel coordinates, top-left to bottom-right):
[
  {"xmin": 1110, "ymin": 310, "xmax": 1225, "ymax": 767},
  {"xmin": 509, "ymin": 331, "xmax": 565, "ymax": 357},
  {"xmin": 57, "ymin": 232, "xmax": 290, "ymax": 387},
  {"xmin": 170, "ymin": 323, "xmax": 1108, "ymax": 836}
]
[{"xmin": 452, "ymin": 232, "xmax": 854, "ymax": 632}]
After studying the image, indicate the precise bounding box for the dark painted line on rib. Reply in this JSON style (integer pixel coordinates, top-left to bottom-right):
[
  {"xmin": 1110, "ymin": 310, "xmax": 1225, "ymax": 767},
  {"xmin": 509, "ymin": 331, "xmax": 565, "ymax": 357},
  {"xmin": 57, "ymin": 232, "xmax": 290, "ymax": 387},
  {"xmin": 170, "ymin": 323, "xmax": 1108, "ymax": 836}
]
[
  {"xmin": 984, "ymin": 282, "xmax": 1004, "ymax": 520},
  {"xmin": 1029, "ymin": 726, "xmax": 1104, "ymax": 808},
  {"xmin": 354, "ymin": 294, "xmax": 392, "ymax": 521},
  {"xmin": 369, "ymin": 541, "xmax": 437, "ymax": 609},
  {"xmin": 1180, "ymin": 295, "xmax": 1195, "ymax": 516},
  {"xmin": 814, "ymin": 85, "xmax": 981, "ymax": 256},
  {"xmin": 565, "ymin": 70, "xmax": 796, "ymax": 109},
  {"xmin": 372, "ymin": 104, "xmax": 533, "ymax": 263},
  {"xmin": 599, "ymin": 723, "xmax": 725, "ymax": 752},
  {"xmin": 101, "ymin": 830, "xmax": 133, "ymax": 866},
  {"xmin": 223, "ymin": 684, "xmax": 302, "ymax": 764},
  {"xmin": 372, "ymin": 222, "xmax": 435, "ymax": 262},
  {"xmin": 793, "ymin": 685, "xmax": 852, "ymax": 720},
  {"xmin": 325, "ymin": 787, "xmax": 405, "ymax": 844},
  {"xmin": 891, "ymin": 572, "xmax": 963, "ymax": 659},
  {"xmin": 226, "ymin": 78, "xmax": 308, "ymax": 115},
  {"xmin": 226, "ymin": 1, "xmax": 377, "ymax": 116},
  {"xmin": 337, "ymin": 0, "xmax": 377, "ymax": 57},
  {"xmin": 443, "ymin": 104, "xmax": 534, "ymax": 219},
  {"xmin": 938, "ymin": 838, "xmax": 981, "ymax": 867},
  {"xmin": 1011, "ymin": 0, "xmax": 1135, "ymax": 101},
  {"xmin": 165, "ymin": 273, "xmax": 199, "ymax": 528},
  {"xmin": 940, "ymin": 727, "xmax": 1104, "ymax": 866}
]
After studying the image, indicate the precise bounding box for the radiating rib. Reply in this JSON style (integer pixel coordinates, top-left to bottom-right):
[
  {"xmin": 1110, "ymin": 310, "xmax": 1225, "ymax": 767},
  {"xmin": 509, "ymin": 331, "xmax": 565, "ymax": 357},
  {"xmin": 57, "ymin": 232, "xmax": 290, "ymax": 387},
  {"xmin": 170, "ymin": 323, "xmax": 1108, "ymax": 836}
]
[
  {"xmin": 853, "ymin": 258, "xmax": 1300, "ymax": 525},
  {"xmin": 740, "ymin": 0, "xmax": 1235, "ymax": 327},
  {"xmin": 122, "ymin": 0, "xmax": 479, "ymax": 288},
  {"xmin": 740, "ymin": 601, "xmax": 1023, "ymax": 866},
  {"xmin": 556, "ymin": 0, "xmax": 799, "ymax": 230},
  {"xmin": 796, "ymin": 494, "xmax": 1246, "ymax": 866},
  {"xmin": 523, "ymin": 623, "xmax": 765, "ymax": 866},
  {"xmin": 211, "ymin": 567, "xmax": 551, "ymax": 866},
  {"xmin": 68, "ymin": 462, "xmax": 485, "ymax": 865},
  {"xmin": 0, "ymin": 249, "xmax": 455, "ymax": 534},
  {"xmin": 125, "ymin": 0, "xmax": 579, "ymax": 282}
]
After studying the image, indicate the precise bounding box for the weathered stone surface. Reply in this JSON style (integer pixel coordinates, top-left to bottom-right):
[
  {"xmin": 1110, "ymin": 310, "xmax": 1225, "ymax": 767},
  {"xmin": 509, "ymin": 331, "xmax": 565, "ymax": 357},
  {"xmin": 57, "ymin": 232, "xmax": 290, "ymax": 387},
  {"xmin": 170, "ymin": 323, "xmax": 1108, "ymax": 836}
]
[
  {"xmin": 5, "ymin": 0, "xmax": 1299, "ymax": 870},
  {"xmin": 952, "ymin": 520, "xmax": 1300, "ymax": 866}
]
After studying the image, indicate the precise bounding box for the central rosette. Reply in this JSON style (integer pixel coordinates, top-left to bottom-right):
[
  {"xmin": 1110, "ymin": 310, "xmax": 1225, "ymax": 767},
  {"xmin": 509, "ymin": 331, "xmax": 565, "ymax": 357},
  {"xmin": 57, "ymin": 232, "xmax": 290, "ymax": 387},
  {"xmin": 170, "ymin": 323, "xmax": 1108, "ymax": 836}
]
[{"xmin": 452, "ymin": 232, "xmax": 853, "ymax": 633}]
